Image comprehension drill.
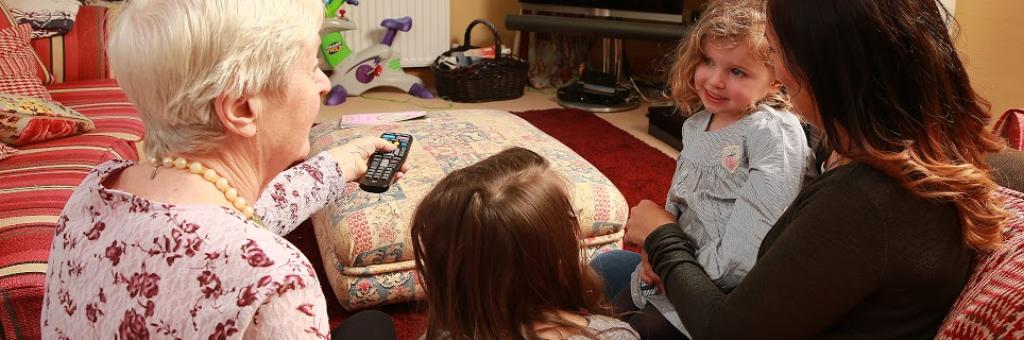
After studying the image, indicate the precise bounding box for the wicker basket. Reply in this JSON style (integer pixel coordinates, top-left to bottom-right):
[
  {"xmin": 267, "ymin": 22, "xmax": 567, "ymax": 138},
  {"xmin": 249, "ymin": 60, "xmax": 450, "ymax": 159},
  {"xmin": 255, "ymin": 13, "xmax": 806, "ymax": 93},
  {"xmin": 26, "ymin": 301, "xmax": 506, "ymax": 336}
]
[{"xmin": 432, "ymin": 19, "xmax": 528, "ymax": 103}]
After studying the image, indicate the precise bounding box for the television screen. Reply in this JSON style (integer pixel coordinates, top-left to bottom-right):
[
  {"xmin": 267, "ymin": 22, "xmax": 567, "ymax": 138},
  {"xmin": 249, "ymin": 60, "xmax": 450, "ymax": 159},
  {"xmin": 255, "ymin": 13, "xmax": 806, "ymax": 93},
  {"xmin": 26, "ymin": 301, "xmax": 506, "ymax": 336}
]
[{"xmin": 519, "ymin": 0, "xmax": 684, "ymax": 15}]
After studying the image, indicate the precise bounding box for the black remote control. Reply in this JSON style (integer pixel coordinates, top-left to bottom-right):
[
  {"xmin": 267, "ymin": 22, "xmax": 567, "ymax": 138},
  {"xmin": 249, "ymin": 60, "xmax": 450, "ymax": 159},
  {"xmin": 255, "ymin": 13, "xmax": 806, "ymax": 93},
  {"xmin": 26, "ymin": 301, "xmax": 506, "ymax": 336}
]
[
  {"xmin": 640, "ymin": 281, "xmax": 660, "ymax": 297},
  {"xmin": 359, "ymin": 132, "xmax": 413, "ymax": 193}
]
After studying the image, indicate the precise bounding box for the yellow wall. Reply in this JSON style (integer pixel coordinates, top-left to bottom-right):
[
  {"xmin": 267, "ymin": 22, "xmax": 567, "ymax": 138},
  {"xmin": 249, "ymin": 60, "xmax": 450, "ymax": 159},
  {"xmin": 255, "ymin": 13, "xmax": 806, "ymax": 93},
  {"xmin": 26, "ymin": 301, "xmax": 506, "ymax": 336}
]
[
  {"xmin": 955, "ymin": 0, "xmax": 1024, "ymax": 116},
  {"xmin": 449, "ymin": 0, "xmax": 520, "ymax": 48}
]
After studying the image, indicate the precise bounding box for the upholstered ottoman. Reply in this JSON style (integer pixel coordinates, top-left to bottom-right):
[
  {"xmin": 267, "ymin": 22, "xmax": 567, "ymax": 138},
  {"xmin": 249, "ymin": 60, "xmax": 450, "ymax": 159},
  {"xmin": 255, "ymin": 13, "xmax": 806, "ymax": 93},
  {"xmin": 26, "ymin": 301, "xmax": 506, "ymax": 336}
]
[{"xmin": 307, "ymin": 109, "xmax": 628, "ymax": 310}]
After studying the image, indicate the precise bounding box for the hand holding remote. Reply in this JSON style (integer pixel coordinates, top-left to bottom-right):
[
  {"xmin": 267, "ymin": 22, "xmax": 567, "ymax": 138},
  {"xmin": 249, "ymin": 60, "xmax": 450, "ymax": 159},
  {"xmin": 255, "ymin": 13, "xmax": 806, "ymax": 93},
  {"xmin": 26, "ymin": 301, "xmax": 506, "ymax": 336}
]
[
  {"xmin": 326, "ymin": 136, "xmax": 410, "ymax": 183},
  {"xmin": 359, "ymin": 132, "xmax": 413, "ymax": 193}
]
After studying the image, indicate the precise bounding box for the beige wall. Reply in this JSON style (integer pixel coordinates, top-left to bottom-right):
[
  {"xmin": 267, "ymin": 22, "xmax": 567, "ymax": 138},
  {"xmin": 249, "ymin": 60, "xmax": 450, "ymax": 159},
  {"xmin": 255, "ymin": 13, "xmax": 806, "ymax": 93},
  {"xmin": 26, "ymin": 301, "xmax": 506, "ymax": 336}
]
[
  {"xmin": 449, "ymin": 0, "xmax": 520, "ymax": 48},
  {"xmin": 955, "ymin": 0, "xmax": 1024, "ymax": 116}
]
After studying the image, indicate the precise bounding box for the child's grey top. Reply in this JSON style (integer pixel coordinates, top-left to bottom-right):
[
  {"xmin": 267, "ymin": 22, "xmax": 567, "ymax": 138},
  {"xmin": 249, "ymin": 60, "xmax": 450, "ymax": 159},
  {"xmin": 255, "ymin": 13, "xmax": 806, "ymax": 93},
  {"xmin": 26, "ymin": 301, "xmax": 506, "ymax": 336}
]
[{"xmin": 667, "ymin": 104, "xmax": 812, "ymax": 290}]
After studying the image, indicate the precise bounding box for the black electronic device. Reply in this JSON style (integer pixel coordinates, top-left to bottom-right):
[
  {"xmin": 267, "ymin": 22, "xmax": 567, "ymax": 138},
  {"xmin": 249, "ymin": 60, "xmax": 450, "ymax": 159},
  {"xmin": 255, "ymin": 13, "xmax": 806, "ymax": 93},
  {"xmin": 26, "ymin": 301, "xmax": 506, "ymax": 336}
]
[
  {"xmin": 579, "ymin": 71, "xmax": 618, "ymax": 96},
  {"xmin": 359, "ymin": 133, "xmax": 413, "ymax": 193},
  {"xmin": 519, "ymin": 0, "xmax": 684, "ymax": 15},
  {"xmin": 557, "ymin": 70, "xmax": 639, "ymax": 112},
  {"xmin": 640, "ymin": 281, "xmax": 660, "ymax": 297},
  {"xmin": 647, "ymin": 104, "xmax": 685, "ymax": 150}
]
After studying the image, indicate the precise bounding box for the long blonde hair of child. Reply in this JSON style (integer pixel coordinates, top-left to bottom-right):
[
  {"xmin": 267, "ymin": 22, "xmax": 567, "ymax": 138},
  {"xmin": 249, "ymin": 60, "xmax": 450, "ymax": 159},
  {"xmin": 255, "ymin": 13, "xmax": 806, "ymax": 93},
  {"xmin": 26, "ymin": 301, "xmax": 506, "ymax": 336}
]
[{"xmin": 668, "ymin": 0, "xmax": 790, "ymax": 115}]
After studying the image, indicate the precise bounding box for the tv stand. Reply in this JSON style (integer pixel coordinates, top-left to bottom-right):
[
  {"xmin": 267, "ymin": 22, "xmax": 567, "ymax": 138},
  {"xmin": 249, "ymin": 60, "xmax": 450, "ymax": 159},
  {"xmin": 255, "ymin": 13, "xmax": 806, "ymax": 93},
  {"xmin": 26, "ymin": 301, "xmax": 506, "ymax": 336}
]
[{"xmin": 507, "ymin": 3, "xmax": 689, "ymax": 112}]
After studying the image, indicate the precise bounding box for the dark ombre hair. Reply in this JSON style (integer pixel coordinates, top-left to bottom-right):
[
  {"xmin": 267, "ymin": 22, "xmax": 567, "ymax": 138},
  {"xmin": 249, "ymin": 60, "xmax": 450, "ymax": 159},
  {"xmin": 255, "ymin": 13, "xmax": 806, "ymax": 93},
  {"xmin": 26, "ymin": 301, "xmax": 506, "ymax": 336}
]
[
  {"xmin": 766, "ymin": 0, "xmax": 1008, "ymax": 251},
  {"xmin": 411, "ymin": 147, "xmax": 612, "ymax": 339}
]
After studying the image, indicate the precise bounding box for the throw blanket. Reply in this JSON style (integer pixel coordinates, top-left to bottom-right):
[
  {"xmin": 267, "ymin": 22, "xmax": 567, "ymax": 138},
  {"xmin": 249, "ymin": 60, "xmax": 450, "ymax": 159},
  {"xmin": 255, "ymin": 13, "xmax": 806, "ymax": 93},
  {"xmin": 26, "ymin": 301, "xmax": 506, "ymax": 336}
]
[{"xmin": 6, "ymin": 0, "xmax": 80, "ymax": 38}]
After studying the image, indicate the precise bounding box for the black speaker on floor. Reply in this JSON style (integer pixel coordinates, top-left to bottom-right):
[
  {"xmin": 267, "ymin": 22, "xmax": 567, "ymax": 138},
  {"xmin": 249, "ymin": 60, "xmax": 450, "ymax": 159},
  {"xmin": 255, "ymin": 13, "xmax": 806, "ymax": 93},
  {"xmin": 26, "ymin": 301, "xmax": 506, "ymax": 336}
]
[{"xmin": 556, "ymin": 70, "xmax": 640, "ymax": 113}]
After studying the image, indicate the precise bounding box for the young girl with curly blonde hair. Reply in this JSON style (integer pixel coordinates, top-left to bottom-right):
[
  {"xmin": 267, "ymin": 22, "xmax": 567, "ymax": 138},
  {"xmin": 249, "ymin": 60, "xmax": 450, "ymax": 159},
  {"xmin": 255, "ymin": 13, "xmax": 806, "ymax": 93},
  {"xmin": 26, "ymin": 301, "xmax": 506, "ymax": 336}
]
[{"xmin": 600, "ymin": 1, "xmax": 813, "ymax": 338}]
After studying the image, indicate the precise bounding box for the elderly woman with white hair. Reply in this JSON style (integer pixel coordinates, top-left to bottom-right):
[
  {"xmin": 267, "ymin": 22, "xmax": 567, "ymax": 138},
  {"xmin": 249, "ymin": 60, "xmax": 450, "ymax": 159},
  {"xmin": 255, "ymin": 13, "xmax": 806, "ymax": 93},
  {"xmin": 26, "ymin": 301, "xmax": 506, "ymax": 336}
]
[{"xmin": 40, "ymin": 0, "xmax": 402, "ymax": 338}]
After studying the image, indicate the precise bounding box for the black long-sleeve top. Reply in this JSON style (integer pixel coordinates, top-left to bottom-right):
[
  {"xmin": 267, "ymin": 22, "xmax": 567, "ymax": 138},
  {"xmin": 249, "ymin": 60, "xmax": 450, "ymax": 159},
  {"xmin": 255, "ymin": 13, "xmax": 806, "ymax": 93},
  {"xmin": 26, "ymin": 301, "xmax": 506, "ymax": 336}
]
[{"xmin": 644, "ymin": 162, "xmax": 971, "ymax": 339}]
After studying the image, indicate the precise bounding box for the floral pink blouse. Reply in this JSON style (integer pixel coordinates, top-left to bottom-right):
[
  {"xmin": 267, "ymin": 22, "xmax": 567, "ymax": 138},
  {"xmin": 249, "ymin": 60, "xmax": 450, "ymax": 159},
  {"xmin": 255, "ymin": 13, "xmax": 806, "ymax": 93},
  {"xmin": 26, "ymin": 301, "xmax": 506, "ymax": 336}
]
[{"xmin": 41, "ymin": 152, "xmax": 348, "ymax": 339}]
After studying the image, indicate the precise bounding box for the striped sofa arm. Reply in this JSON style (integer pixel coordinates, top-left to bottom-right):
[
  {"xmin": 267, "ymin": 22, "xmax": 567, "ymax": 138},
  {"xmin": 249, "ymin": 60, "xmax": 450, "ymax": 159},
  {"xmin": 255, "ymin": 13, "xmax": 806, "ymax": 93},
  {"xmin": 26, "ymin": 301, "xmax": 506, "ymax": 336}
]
[
  {"xmin": 30, "ymin": 5, "xmax": 113, "ymax": 84},
  {"xmin": 0, "ymin": 80, "xmax": 143, "ymax": 340},
  {"xmin": 0, "ymin": 136, "xmax": 139, "ymax": 340}
]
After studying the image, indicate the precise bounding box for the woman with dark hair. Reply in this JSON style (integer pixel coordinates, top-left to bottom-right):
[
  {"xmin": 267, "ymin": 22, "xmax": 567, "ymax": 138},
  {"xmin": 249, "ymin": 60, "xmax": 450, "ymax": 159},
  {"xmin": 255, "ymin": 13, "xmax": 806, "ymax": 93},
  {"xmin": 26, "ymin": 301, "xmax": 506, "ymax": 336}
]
[
  {"xmin": 595, "ymin": 0, "xmax": 1019, "ymax": 338},
  {"xmin": 411, "ymin": 147, "xmax": 638, "ymax": 339}
]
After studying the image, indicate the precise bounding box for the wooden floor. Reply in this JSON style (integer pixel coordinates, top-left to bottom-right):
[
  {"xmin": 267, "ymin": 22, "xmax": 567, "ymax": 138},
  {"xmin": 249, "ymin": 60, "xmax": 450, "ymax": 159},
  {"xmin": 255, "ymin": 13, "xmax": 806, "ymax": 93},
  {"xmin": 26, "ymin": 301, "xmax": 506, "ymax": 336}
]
[{"xmin": 317, "ymin": 88, "xmax": 680, "ymax": 158}]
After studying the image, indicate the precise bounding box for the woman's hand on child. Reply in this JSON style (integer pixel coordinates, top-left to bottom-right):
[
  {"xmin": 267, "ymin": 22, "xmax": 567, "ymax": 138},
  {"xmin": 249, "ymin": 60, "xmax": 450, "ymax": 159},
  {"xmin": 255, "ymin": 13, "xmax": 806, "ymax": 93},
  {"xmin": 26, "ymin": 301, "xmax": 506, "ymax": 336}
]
[
  {"xmin": 624, "ymin": 200, "xmax": 675, "ymax": 246},
  {"xmin": 327, "ymin": 137, "xmax": 411, "ymax": 183},
  {"xmin": 640, "ymin": 251, "xmax": 665, "ymax": 291}
]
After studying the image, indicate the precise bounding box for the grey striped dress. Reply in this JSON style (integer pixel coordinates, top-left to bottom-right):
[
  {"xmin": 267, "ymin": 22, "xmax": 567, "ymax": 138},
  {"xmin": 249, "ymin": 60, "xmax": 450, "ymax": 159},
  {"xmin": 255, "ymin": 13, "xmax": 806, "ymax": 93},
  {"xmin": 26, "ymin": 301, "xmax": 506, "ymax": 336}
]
[{"xmin": 630, "ymin": 104, "xmax": 813, "ymax": 335}]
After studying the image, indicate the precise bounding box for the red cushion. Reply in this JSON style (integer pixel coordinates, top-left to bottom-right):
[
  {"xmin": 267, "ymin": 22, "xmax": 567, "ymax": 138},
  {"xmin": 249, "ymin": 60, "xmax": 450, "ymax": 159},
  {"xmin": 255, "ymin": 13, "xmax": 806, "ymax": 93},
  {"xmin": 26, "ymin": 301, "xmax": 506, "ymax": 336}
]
[
  {"xmin": 0, "ymin": 2, "xmax": 51, "ymax": 85},
  {"xmin": 0, "ymin": 24, "xmax": 51, "ymax": 100},
  {"xmin": 994, "ymin": 109, "xmax": 1023, "ymax": 151},
  {"xmin": 937, "ymin": 187, "xmax": 1024, "ymax": 339}
]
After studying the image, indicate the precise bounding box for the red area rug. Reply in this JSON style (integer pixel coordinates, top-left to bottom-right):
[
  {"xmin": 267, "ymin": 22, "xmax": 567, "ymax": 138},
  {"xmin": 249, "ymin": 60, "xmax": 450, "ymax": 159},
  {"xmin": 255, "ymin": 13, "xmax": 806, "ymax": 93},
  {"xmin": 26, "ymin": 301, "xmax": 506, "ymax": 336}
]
[
  {"xmin": 285, "ymin": 108, "xmax": 676, "ymax": 339},
  {"xmin": 514, "ymin": 108, "xmax": 676, "ymax": 207}
]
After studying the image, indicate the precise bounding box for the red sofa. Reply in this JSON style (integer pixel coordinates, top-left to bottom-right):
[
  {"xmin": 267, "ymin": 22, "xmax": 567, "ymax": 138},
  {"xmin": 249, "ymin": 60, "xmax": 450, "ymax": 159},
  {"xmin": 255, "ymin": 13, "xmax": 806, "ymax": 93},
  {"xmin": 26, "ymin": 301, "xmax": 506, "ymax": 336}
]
[
  {"xmin": 937, "ymin": 186, "xmax": 1024, "ymax": 339},
  {"xmin": 995, "ymin": 108, "xmax": 1023, "ymax": 150},
  {"xmin": 0, "ymin": 5, "xmax": 144, "ymax": 340}
]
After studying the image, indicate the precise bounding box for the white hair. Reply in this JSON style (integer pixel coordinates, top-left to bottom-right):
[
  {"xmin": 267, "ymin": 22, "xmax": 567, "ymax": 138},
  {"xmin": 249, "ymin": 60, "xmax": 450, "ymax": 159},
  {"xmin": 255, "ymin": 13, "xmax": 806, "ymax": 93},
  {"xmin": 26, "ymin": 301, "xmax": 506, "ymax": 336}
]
[{"xmin": 108, "ymin": 0, "xmax": 324, "ymax": 158}]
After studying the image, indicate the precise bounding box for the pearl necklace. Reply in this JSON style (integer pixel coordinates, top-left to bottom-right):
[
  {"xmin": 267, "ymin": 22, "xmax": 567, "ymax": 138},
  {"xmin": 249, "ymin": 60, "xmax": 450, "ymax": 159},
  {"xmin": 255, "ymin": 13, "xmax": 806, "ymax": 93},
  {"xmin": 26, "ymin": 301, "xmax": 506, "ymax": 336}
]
[{"xmin": 149, "ymin": 156, "xmax": 258, "ymax": 222}]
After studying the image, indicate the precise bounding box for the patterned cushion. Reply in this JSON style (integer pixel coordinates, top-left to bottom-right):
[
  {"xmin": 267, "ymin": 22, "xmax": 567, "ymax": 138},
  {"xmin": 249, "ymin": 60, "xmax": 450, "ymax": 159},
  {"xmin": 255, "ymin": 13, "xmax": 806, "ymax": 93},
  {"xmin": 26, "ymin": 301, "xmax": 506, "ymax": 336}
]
[
  {"xmin": 307, "ymin": 110, "xmax": 628, "ymax": 310},
  {"xmin": 0, "ymin": 80, "xmax": 142, "ymax": 340},
  {"xmin": 0, "ymin": 93, "xmax": 94, "ymax": 146},
  {"xmin": 937, "ymin": 187, "xmax": 1024, "ymax": 339},
  {"xmin": 0, "ymin": 24, "xmax": 50, "ymax": 100},
  {"xmin": 47, "ymin": 79, "xmax": 144, "ymax": 144},
  {"xmin": 5, "ymin": 0, "xmax": 81, "ymax": 38},
  {"xmin": 0, "ymin": 143, "xmax": 14, "ymax": 160},
  {"xmin": 995, "ymin": 109, "xmax": 1023, "ymax": 150}
]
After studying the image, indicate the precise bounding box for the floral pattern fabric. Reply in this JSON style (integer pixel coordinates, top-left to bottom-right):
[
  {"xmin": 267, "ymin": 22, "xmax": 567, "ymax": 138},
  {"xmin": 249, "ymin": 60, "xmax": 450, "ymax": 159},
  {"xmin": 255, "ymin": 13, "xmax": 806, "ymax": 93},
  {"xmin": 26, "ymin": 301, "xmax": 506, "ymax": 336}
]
[
  {"xmin": 41, "ymin": 152, "xmax": 347, "ymax": 339},
  {"xmin": 308, "ymin": 109, "xmax": 629, "ymax": 310},
  {"xmin": 0, "ymin": 93, "xmax": 94, "ymax": 146},
  {"xmin": 0, "ymin": 143, "xmax": 15, "ymax": 160}
]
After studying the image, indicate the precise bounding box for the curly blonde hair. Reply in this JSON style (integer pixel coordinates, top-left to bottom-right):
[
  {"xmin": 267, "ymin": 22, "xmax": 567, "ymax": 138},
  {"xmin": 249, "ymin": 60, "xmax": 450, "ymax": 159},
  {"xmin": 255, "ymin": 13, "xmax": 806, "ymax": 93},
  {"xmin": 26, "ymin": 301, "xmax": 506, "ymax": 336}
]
[{"xmin": 668, "ymin": 0, "xmax": 789, "ymax": 115}]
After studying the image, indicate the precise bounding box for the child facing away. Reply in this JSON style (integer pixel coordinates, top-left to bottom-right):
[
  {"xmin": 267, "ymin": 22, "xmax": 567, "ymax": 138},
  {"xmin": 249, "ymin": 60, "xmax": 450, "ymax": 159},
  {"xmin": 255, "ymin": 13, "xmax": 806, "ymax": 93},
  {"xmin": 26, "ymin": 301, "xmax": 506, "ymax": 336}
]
[
  {"xmin": 617, "ymin": 1, "xmax": 814, "ymax": 339},
  {"xmin": 410, "ymin": 147, "xmax": 639, "ymax": 340}
]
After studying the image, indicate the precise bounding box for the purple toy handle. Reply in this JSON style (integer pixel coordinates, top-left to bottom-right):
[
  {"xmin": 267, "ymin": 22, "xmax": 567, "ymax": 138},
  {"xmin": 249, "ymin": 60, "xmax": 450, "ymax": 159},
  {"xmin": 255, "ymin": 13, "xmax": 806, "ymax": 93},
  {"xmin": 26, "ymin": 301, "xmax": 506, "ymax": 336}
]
[{"xmin": 380, "ymin": 17, "xmax": 412, "ymax": 46}]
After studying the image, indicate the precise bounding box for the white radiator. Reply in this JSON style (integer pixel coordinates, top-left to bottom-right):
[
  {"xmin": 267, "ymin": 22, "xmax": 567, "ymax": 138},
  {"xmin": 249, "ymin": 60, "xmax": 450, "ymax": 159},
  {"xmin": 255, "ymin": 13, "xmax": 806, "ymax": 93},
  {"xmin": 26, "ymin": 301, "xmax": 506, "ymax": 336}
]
[{"xmin": 340, "ymin": 0, "xmax": 451, "ymax": 67}]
